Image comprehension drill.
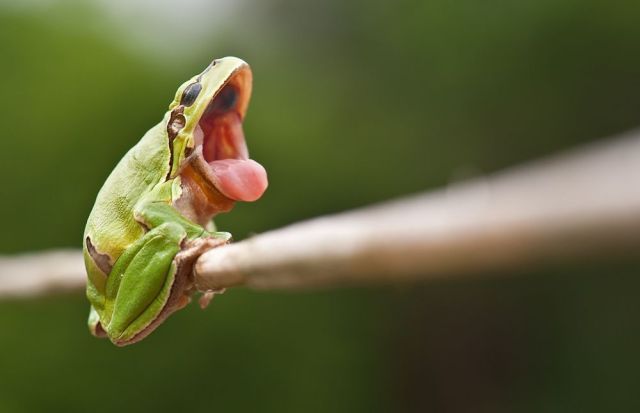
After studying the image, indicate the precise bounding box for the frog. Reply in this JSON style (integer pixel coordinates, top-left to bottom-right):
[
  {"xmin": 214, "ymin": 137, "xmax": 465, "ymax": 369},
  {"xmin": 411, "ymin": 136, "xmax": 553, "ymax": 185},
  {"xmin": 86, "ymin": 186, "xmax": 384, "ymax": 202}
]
[{"xmin": 83, "ymin": 57, "xmax": 268, "ymax": 346}]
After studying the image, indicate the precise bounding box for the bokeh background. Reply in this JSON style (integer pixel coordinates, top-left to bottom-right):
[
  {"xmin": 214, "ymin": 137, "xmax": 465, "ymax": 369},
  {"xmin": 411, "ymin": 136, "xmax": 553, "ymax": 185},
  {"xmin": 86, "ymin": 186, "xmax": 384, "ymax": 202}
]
[{"xmin": 2, "ymin": 0, "xmax": 640, "ymax": 411}]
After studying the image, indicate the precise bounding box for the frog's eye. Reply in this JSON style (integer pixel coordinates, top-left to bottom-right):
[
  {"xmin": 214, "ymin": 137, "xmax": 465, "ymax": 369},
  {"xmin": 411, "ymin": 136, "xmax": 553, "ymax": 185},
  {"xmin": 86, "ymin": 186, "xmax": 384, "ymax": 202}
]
[{"xmin": 181, "ymin": 82, "xmax": 202, "ymax": 107}]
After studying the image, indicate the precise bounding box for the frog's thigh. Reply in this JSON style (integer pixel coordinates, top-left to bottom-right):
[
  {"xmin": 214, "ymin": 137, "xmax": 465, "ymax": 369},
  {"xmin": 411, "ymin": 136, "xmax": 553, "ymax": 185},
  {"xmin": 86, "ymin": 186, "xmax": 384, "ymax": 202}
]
[{"xmin": 108, "ymin": 222, "xmax": 186, "ymax": 338}]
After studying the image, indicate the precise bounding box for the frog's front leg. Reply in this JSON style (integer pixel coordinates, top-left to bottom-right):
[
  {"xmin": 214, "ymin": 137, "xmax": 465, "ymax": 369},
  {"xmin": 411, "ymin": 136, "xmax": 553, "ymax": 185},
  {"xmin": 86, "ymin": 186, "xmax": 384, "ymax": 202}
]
[{"xmin": 134, "ymin": 199, "xmax": 231, "ymax": 241}]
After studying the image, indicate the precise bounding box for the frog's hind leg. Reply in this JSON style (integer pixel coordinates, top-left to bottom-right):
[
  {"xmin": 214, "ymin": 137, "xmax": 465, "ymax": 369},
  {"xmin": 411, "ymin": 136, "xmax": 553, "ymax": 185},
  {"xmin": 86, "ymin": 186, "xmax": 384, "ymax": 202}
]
[
  {"xmin": 101, "ymin": 222, "xmax": 185, "ymax": 343},
  {"xmin": 128, "ymin": 235, "xmax": 227, "ymax": 345},
  {"xmin": 102, "ymin": 222, "xmax": 226, "ymax": 346}
]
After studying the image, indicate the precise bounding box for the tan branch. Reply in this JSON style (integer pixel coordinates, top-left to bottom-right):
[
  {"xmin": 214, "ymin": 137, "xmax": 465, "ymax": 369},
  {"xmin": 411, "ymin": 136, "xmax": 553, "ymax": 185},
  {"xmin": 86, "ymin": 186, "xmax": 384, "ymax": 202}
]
[
  {"xmin": 0, "ymin": 250, "xmax": 85, "ymax": 298},
  {"xmin": 2, "ymin": 130, "xmax": 640, "ymax": 298},
  {"xmin": 194, "ymin": 130, "xmax": 640, "ymax": 290}
]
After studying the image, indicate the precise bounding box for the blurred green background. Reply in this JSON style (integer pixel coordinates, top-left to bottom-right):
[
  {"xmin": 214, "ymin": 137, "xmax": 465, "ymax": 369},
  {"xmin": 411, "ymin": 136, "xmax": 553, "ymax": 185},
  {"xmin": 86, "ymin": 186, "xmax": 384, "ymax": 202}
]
[{"xmin": 1, "ymin": 0, "xmax": 640, "ymax": 411}]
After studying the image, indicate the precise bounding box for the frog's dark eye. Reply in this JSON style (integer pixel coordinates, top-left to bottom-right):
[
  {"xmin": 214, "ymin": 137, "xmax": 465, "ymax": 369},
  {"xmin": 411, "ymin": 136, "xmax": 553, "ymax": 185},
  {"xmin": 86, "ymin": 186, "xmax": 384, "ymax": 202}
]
[{"xmin": 181, "ymin": 82, "xmax": 202, "ymax": 107}]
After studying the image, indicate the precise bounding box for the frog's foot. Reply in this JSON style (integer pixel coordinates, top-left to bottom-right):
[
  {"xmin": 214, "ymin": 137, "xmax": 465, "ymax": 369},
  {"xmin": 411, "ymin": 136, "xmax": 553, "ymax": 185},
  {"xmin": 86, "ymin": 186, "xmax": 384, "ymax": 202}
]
[
  {"xmin": 172, "ymin": 236, "xmax": 229, "ymax": 307},
  {"xmin": 198, "ymin": 288, "xmax": 226, "ymax": 309}
]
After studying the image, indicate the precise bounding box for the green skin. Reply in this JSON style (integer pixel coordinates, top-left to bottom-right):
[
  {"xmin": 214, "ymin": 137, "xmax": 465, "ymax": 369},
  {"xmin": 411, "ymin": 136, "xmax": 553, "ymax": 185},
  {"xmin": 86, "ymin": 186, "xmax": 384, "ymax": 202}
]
[{"xmin": 83, "ymin": 57, "xmax": 256, "ymax": 346}]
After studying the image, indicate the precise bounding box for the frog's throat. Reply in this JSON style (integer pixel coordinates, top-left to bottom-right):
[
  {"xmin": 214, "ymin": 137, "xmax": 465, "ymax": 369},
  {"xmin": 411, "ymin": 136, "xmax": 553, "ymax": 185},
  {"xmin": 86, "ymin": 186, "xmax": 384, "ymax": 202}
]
[{"xmin": 175, "ymin": 146, "xmax": 236, "ymax": 225}]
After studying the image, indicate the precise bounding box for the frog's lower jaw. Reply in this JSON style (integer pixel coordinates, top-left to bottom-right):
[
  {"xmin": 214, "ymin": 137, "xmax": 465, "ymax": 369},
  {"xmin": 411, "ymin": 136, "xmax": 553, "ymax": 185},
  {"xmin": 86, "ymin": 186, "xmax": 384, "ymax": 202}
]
[{"xmin": 192, "ymin": 83, "xmax": 268, "ymax": 203}]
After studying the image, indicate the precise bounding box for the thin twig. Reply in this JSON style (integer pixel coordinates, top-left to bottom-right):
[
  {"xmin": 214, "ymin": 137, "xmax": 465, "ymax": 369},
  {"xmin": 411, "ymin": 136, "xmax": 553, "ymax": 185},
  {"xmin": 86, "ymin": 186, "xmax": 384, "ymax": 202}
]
[
  {"xmin": 0, "ymin": 250, "xmax": 85, "ymax": 298},
  {"xmin": 1, "ymin": 130, "xmax": 640, "ymax": 298},
  {"xmin": 194, "ymin": 130, "xmax": 640, "ymax": 290}
]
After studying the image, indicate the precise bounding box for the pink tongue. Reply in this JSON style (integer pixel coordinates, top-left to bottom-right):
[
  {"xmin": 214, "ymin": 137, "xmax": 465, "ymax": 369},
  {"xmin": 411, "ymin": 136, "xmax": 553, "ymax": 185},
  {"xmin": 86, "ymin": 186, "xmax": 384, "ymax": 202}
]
[{"xmin": 208, "ymin": 159, "xmax": 268, "ymax": 202}]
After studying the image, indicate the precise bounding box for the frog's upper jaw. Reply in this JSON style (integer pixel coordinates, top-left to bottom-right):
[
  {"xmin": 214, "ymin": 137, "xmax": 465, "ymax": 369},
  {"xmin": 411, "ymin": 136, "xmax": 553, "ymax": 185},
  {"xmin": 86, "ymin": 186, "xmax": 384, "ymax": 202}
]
[{"xmin": 173, "ymin": 59, "xmax": 268, "ymax": 224}]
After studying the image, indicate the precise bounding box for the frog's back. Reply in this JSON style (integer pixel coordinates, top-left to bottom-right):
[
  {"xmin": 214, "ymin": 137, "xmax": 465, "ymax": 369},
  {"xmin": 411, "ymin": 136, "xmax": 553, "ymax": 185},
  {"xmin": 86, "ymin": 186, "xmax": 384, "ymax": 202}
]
[{"xmin": 84, "ymin": 121, "xmax": 171, "ymax": 260}]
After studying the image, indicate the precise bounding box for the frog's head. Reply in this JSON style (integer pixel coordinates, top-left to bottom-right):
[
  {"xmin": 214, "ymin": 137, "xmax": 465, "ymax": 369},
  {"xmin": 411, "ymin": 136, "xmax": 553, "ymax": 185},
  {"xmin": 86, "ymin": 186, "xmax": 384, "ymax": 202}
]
[{"xmin": 167, "ymin": 57, "xmax": 268, "ymax": 222}]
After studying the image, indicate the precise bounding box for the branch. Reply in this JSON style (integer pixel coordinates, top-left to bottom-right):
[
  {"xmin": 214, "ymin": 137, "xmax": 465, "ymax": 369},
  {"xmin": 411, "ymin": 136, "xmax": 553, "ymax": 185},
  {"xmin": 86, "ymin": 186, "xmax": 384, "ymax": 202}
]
[
  {"xmin": 194, "ymin": 130, "xmax": 640, "ymax": 290},
  {"xmin": 0, "ymin": 250, "xmax": 85, "ymax": 298},
  {"xmin": 1, "ymin": 129, "xmax": 640, "ymax": 298}
]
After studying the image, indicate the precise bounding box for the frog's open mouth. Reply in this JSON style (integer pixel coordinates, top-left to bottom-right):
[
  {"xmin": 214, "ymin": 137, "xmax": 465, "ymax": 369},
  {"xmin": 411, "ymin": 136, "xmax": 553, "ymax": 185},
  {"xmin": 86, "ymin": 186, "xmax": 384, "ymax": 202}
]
[
  {"xmin": 177, "ymin": 68, "xmax": 267, "ymax": 223},
  {"xmin": 192, "ymin": 83, "xmax": 267, "ymax": 203}
]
